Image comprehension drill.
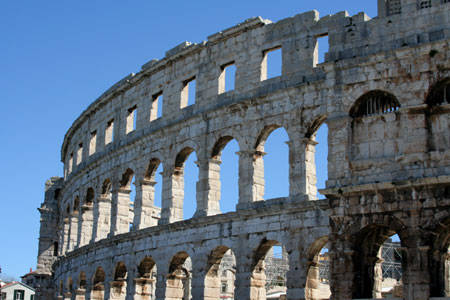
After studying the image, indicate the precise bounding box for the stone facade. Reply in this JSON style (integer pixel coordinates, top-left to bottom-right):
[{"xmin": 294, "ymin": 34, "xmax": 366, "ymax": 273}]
[{"xmin": 33, "ymin": 1, "xmax": 450, "ymax": 299}]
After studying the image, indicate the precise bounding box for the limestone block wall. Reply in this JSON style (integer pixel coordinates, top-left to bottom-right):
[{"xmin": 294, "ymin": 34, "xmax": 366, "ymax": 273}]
[{"xmin": 33, "ymin": 1, "xmax": 450, "ymax": 299}]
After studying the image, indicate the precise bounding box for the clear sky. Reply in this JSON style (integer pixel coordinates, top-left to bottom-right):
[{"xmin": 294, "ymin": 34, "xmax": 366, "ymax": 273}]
[{"xmin": 0, "ymin": 1, "xmax": 377, "ymax": 279}]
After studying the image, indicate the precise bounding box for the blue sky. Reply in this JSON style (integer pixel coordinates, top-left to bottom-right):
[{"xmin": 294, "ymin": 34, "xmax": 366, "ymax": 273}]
[{"xmin": 0, "ymin": 1, "xmax": 377, "ymax": 279}]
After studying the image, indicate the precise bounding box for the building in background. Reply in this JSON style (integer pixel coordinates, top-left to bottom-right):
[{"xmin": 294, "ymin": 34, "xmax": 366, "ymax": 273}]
[{"xmin": 0, "ymin": 281, "xmax": 35, "ymax": 300}]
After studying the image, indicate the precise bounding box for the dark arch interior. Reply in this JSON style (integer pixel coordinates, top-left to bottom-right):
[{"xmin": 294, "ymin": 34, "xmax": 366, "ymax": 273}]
[{"xmin": 350, "ymin": 90, "xmax": 400, "ymax": 118}]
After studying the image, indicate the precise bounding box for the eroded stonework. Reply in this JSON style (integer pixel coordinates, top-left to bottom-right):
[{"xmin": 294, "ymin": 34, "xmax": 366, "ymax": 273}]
[{"xmin": 33, "ymin": 1, "xmax": 450, "ymax": 299}]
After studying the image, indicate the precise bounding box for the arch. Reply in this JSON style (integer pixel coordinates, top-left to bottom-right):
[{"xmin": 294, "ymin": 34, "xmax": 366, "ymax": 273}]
[
  {"xmin": 173, "ymin": 147, "xmax": 198, "ymax": 220},
  {"xmin": 79, "ymin": 271, "xmax": 87, "ymax": 290},
  {"xmin": 251, "ymin": 239, "xmax": 289, "ymax": 300},
  {"xmin": 73, "ymin": 197, "xmax": 80, "ymax": 214},
  {"xmin": 101, "ymin": 179, "xmax": 112, "ymax": 195},
  {"xmin": 253, "ymin": 125, "xmax": 290, "ymax": 200},
  {"xmin": 167, "ymin": 251, "xmax": 192, "ymax": 300},
  {"xmin": 254, "ymin": 124, "xmax": 282, "ymax": 152},
  {"xmin": 135, "ymin": 256, "xmax": 157, "ymax": 300},
  {"xmin": 426, "ymin": 77, "xmax": 450, "ymax": 106},
  {"xmin": 120, "ymin": 168, "xmax": 135, "ymax": 188},
  {"xmin": 111, "ymin": 262, "xmax": 127, "ymax": 299},
  {"xmin": 305, "ymin": 236, "xmax": 330, "ymax": 300},
  {"xmin": 351, "ymin": 224, "xmax": 405, "ymax": 298},
  {"xmin": 304, "ymin": 117, "xmax": 329, "ymax": 200},
  {"xmin": 211, "ymin": 136, "xmax": 235, "ymax": 159},
  {"xmin": 205, "ymin": 246, "xmax": 236, "ymax": 299},
  {"xmin": 66, "ymin": 277, "xmax": 73, "ymax": 297},
  {"xmin": 349, "ymin": 90, "xmax": 400, "ymax": 118},
  {"xmin": 211, "ymin": 136, "xmax": 240, "ymax": 213},
  {"xmin": 430, "ymin": 215, "xmax": 450, "ymax": 297},
  {"xmin": 145, "ymin": 158, "xmax": 162, "ymax": 180},
  {"xmin": 91, "ymin": 267, "xmax": 106, "ymax": 300},
  {"xmin": 175, "ymin": 147, "xmax": 195, "ymax": 169},
  {"xmin": 85, "ymin": 188, "xmax": 95, "ymax": 206}
]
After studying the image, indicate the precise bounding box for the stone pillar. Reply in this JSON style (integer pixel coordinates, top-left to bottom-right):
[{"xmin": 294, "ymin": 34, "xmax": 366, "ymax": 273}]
[
  {"xmin": 326, "ymin": 115, "xmax": 351, "ymax": 183},
  {"xmin": 110, "ymin": 186, "xmax": 131, "ymax": 236},
  {"xmin": 68, "ymin": 212, "xmax": 79, "ymax": 251},
  {"xmin": 79, "ymin": 204, "xmax": 94, "ymax": 247},
  {"xmin": 125, "ymin": 269, "xmax": 136, "ymax": 300},
  {"xmin": 94, "ymin": 195, "xmax": 111, "ymax": 241},
  {"xmin": 329, "ymin": 239, "xmax": 354, "ymax": 300},
  {"xmin": 74, "ymin": 288, "xmax": 86, "ymax": 300},
  {"xmin": 237, "ymin": 150, "xmax": 265, "ymax": 206},
  {"xmin": 402, "ymin": 246, "xmax": 431, "ymax": 300},
  {"xmin": 61, "ymin": 217, "xmax": 70, "ymax": 254},
  {"xmin": 159, "ymin": 168, "xmax": 183, "ymax": 225},
  {"xmin": 133, "ymin": 179, "xmax": 157, "ymax": 229},
  {"xmin": 287, "ymin": 249, "xmax": 307, "ymax": 300},
  {"xmin": 234, "ymin": 253, "xmax": 266, "ymax": 300},
  {"xmin": 155, "ymin": 271, "xmax": 168, "ymax": 300},
  {"xmin": 195, "ymin": 158, "xmax": 222, "ymax": 217}
]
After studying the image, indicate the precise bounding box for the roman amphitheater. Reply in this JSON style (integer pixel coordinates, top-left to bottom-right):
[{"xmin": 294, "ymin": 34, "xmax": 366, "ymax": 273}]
[{"xmin": 29, "ymin": 1, "xmax": 450, "ymax": 299}]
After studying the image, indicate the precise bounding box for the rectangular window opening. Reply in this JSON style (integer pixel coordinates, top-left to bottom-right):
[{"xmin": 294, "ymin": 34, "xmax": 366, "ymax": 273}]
[
  {"xmin": 261, "ymin": 46, "xmax": 282, "ymax": 81},
  {"xmin": 419, "ymin": 0, "xmax": 432, "ymax": 8},
  {"xmin": 14, "ymin": 290, "xmax": 24, "ymax": 300},
  {"xmin": 315, "ymin": 34, "xmax": 329, "ymax": 66},
  {"xmin": 219, "ymin": 62, "xmax": 236, "ymax": 94},
  {"xmin": 89, "ymin": 131, "xmax": 97, "ymax": 156},
  {"xmin": 443, "ymin": 0, "xmax": 450, "ymax": 3},
  {"xmin": 105, "ymin": 119, "xmax": 114, "ymax": 145},
  {"xmin": 181, "ymin": 77, "xmax": 196, "ymax": 108},
  {"xmin": 126, "ymin": 106, "xmax": 137, "ymax": 134},
  {"xmin": 68, "ymin": 152, "xmax": 74, "ymax": 174},
  {"xmin": 387, "ymin": 0, "xmax": 402, "ymax": 15},
  {"xmin": 151, "ymin": 92, "xmax": 163, "ymax": 121},
  {"xmin": 76, "ymin": 143, "xmax": 83, "ymax": 165}
]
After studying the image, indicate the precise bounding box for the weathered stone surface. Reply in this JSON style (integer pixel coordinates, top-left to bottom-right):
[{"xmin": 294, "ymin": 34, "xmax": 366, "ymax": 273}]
[{"xmin": 32, "ymin": 1, "xmax": 450, "ymax": 299}]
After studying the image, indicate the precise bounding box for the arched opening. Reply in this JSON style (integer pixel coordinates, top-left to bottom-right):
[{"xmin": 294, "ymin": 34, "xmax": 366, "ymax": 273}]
[
  {"xmin": 426, "ymin": 77, "xmax": 450, "ymax": 107},
  {"xmin": 175, "ymin": 148, "xmax": 198, "ymax": 220},
  {"xmin": 141, "ymin": 158, "xmax": 163, "ymax": 227},
  {"xmin": 65, "ymin": 277, "xmax": 73, "ymax": 300},
  {"xmin": 353, "ymin": 226, "xmax": 404, "ymax": 299},
  {"xmin": 255, "ymin": 126, "xmax": 289, "ymax": 200},
  {"xmin": 426, "ymin": 78, "xmax": 450, "ymax": 151},
  {"xmin": 211, "ymin": 136, "xmax": 239, "ymax": 213},
  {"xmin": 91, "ymin": 267, "xmax": 105, "ymax": 300},
  {"xmin": 430, "ymin": 215, "xmax": 450, "ymax": 297},
  {"xmin": 135, "ymin": 256, "xmax": 157, "ymax": 300},
  {"xmin": 166, "ymin": 252, "xmax": 192, "ymax": 300},
  {"xmin": 350, "ymin": 90, "xmax": 400, "ymax": 118},
  {"xmin": 111, "ymin": 262, "xmax": 127, "ymax": 300},
  {"xmin": 350, "ymin": 90, "xmax": 401, "ymax": 162},
  {"xmin": 78, "ymin": 271, "xmax": 87, "ymax": 298},
  {"xmin": 305, "ymin": 119, "xmax": 328, "ymax": 200},
  {"xmin": 80, "ymin": 188, "xmax": 94, "ymax": 246},
  {"xmin": 119, "ymin": 168, "xmax": 135, "ymax": 232},
  {"xmin": 306, "ymin": 237, "xmax": 330, "ymax": 300},
  {"xmin": 251, "ymin": 239, "xmax": 289, "ymax": 299},
  {"xmin": 95, "ymin": 179, "xmax": 112, "ymax": 241},
  {"xmin": 205, "ymin": 246, "xmax": 236, "ymax": 299}
]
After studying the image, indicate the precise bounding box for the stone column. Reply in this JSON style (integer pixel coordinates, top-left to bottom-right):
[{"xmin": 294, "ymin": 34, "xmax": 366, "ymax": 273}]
[
  {"xmin": 94, "ymin": 195, "xmax": 111, "ymax": 241},
  {"xmin": 159, "ymin": 167, "xmax": 183, "ymax": 225},
  {"xmin": 79, "ymin": 204, "xmax": 94, "ymax": 247},
  {"xmin": 195, "ymin": 158, "xmax": 221, "ymax": 217},
  {"xmin": 286, "ymin": 249, "xmax": 307, "ymax": 300},
  {"xmin": 402, "ymin": 246, "xmax": 431, "ymax": 300},
  {"xmin": 237, "ymin": 150, "xmax": 265, "ymax": 207},
  {"xmin": 61, "ymin": 217, "xmax": 70, "ymax": 254},
  {"xmin": 154, "ymin": 271, "xmax": 168, "ymax": 300},
  {"xmin": 328, "ymin": 239, "xmax": 354, "ymax": 300},
  {"xmin": 74, "ymin": 288, "xmax": 85, "ymax": 300},
  {"xmin": 133, "ymin": 179, "xmax": 157, "ymax": 230},
  {"xmin": 68, "ymin": 212, "xmax": 79, "ymax": 251},
  {"xmin": 110, "ymin": 185, "xmax": 131, "ymax": 236}
]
